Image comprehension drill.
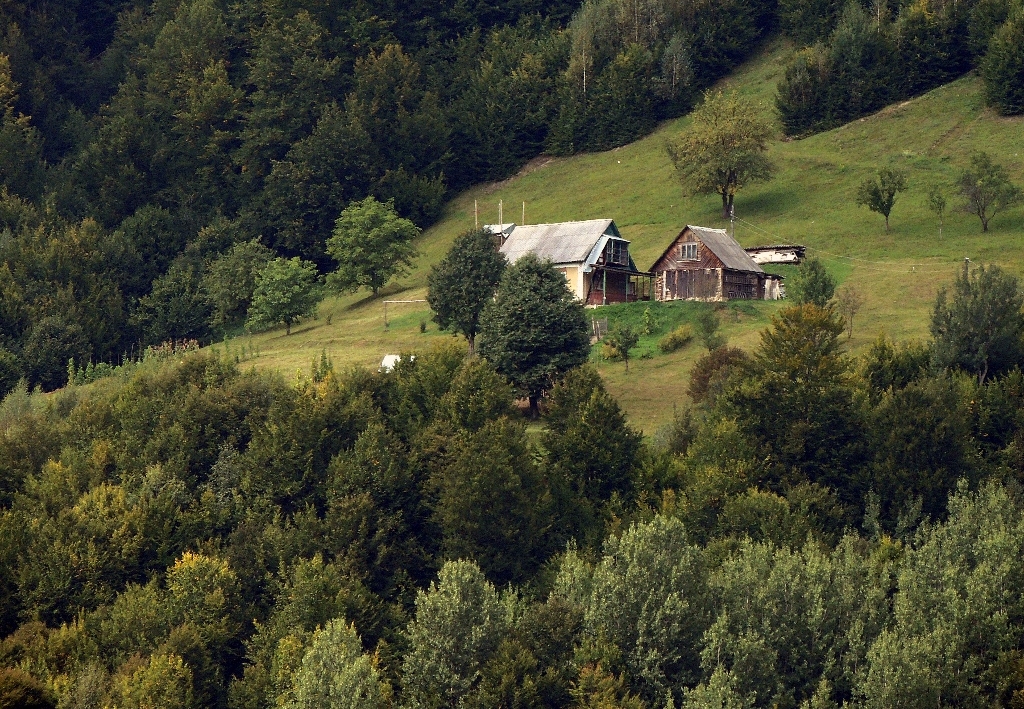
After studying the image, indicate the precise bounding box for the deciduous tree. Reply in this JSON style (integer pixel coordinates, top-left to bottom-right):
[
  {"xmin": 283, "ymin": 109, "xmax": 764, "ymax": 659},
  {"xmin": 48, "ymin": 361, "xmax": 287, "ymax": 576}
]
[
  {"xmin": 667, "ymin": 90, "xmax": 776, "ymax": 219},
  {"xmin": 478, "ymin": 254, "xmax": 590, "ymax": 415},
  {"xmin": 603, "ymin": 325, "xmax": 639, "ymax": 371},
  {"xmin": 427, "ymin": 229, "xmax": 506, "ymax": 355},
  {"xmin": 931, "ymin": 262, "xmax": 1024, "ymax": 383},
  {"xmin": 327, "ymin": 197, "xmax": 420, "ymax": 296},
  {"xmin": 247, "ymin": 257, "xmax": 322, "ymax": 335},
  {"xmin": 789, "ymin": 257, "xmax": 836, "ymax": 308},
  {"xmin": 856, "ymin": 167, "xmax": 908, "ymax": 232},
  {"xmin": 958, "ymin": 151, "xmax": 1022, "ymax": 232}
]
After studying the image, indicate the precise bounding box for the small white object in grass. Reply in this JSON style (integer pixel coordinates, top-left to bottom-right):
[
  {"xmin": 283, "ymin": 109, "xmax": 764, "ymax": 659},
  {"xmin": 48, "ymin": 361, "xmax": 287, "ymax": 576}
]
[{"xmin": 379, "ymin": 354, "xmax": 401, "ymax": 372}]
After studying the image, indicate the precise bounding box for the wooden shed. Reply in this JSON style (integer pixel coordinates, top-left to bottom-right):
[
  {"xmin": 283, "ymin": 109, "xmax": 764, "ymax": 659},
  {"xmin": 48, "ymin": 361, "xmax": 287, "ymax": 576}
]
[{"xmin": 651, "ymin": 225, "xmax": 782, "ymax": 301}]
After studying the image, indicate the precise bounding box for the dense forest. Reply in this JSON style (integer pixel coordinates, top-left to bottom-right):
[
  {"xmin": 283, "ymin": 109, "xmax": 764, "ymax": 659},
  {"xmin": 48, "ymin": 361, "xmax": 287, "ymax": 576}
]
[
  {"xmin": 2, "ymin": 0, "xmax": 1020, "ymax": 392},
  {"xmin": 6, "ymin": 265, "xmax": 1024, "ymax": 706}
]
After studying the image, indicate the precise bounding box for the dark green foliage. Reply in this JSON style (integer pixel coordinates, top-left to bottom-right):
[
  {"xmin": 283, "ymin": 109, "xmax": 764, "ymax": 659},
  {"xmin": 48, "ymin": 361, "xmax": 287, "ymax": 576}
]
[
  {"xmin": 430, "ymin": 418, "xmax": 551, "ymax": 585},
  {"xmin": 867, "ymin": 375, "xmax": 977, "ymax": 524},
  {"xmin": 778, "ymin": 0, "xmax": 846, "ymax": 45},
  {"xmin": 862, "ymin": 334, "xmax": 932, "ymax": 400},
  {"xmin": 932, "ymin": 263, "xmax": 1024, "ymax": 384},
  {"xmin": 856, "ymin": 167, "xmax": 908, "ymax": 232},
  {"xmin": 204, "ymin": 241, "xmax": 275, "ymax": 330},
  {"xmin": 544, "ymin": 367, "xmax": 643, "ymax": 548},
  {"xmin": 0, "ymin": 348, "xmax": 21, "ymax": 398},
  {"xmin": 957, "ymin": 151, "xmax": 1023, "ymax": 232},
  {"xmin": 788, "ymin": 257, "xmax": 836, "ymax": 308},
  {"xmin": 427, "ymin": 229, "xmax": 506, "ymax": 354},
  {"xmin": 327, "ymin": 197, "xmax": 420, "ymax": 296},
  {"xmin": 723, "ymin": 304, "xmax": 865, "ymax": 497},
  {"xmin": 478, "ymin": 254, "xmax": 590, "ymax": 413},
  {"xmin": 132, "ymin": 259, "xmax": 212, "ymax": 346},
  {"xmin": 981, "ymin": 13, "xmax": 1024, "ymax": 115},
  {"xmin": 22, "ymin": 315, "xmax": 91, "ymax": 391}
]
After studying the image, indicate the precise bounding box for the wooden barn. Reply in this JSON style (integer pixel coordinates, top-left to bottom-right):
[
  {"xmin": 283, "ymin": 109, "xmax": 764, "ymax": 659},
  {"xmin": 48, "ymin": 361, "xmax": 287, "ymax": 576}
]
[
  {"xmin": 499, "ymin": 219, "xmax": 652, "ymax": 305},
  {"xmin": 651, "ymin": 225, "xmax": 783, "ymax": 302}
]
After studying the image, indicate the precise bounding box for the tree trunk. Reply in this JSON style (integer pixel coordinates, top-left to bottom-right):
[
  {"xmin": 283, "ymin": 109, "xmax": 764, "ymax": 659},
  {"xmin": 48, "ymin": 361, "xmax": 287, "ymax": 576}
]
[
  {"xmin": 528, "ymin": 395, "xmax": 539, "ymax": 419},
  {"xmin": 721, "ymin": 192, "xmax": 732, "ymax": 219},
  {"xmin": 467, "ymin": 332, "xmax": 475, "ymax": 357},
  {"xmin": 286, "ymin": 320, "xmax": 291, "ymax": 335},
  {"xmin": 884, "ymin": 214, "xmax": 890, "ymax": 233}
]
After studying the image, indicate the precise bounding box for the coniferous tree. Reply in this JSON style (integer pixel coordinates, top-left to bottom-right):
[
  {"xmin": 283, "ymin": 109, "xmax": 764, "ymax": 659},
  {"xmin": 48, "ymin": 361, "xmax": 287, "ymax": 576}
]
[{"xmin": 981, "ymin": 13, "xmax": 1024, "ymax": 115}]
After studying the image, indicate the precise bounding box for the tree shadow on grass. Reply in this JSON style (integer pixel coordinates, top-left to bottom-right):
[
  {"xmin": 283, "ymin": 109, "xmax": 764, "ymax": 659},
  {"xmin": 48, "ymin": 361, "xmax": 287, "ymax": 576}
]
[{"xmin": 738, "ymin": 186, "xmax": 801, "ymax": 218}]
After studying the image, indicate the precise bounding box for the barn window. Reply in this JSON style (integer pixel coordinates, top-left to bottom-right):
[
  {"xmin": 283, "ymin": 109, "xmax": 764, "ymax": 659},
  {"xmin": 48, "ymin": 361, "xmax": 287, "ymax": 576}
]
[
  {"xmin": 681, "ymin": 243, "xmax": 698, "ymax": 260},
  {"xmin": 606, "ymin": 240, "xmax": 628, "ymax": 266}
]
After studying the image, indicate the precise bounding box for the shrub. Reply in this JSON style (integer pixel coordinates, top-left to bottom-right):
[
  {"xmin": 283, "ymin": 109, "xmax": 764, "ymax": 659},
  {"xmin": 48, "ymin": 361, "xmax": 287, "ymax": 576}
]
[
  {"xmin": 688, "ymin": 346, "xmax": 749, "ymax": 404},
  {"xmin": 659, "ymin": 323, "xmax": 694, "ymax": 353},
  {"xmin": 601, "ymin": 342, "xmax": 623, "ymax": 360}
]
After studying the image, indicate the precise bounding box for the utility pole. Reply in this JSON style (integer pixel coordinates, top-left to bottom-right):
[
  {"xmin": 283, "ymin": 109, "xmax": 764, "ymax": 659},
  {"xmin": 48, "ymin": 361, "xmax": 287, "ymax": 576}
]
[
  {"xmin": 499, "ymin": 199, "xmax": 503, "ymax": 228},
  {"xmin": 730, "ymin": 204, "xmax": 736, "ymax": 239},
  {"xmin": 474, "ymin": 200, "xmax": 478, "ymax": 229},
  {"xmin": 522, "ymin": 201, "xmax": 525, "ymax": 225}
]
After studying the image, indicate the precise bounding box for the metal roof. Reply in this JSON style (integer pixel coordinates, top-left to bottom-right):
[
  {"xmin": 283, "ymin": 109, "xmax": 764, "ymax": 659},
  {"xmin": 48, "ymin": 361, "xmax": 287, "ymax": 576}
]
[
  {"xmin": 688, "ymin": 226, "xmax": 764, "ymax": 273},
  {"xmin": 499, "ymin": 219, "xmax": 622, "ymax": 266},
  {"xmin": 483, "ymin": 223, "xmax": 516, "ymax": 237}
]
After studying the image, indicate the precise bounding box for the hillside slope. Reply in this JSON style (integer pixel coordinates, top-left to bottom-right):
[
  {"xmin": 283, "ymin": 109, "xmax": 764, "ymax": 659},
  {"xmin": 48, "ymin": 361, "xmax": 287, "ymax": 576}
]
[{"xmin": 237, "ymin": 39, "xmax": 1024, "ymax": 432}]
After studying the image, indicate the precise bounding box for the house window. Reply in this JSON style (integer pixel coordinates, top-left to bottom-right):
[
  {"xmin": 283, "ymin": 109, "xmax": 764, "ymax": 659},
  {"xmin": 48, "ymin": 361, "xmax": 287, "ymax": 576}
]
[
  {"xmin": 680, "ymin": 243, "xmax": 698, "ymax": 260},
  {"xmin": 606, "ymin": 240, "xmax": 628, "ymax": 266}
]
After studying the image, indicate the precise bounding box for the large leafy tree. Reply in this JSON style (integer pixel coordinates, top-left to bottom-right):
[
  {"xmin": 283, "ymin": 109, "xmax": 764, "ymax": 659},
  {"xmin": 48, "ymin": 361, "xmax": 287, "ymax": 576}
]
[
  {"xmin": 402, "ymin": 560, "xmax": 509, "ymax": 709},
  {"xmin": 247, "ymin": 257, "xmax": 322, "ymax": 335},
  {"xmin": 958, "ymin": 151, "xmax": 1022, "ymax": 232},
  {"xmin": 931, "ymin": 263, "xmax": 1024, "ymax": 384},
  {"xmin": 427, "ymin": 228, "xmax": 506, "ymax": 355},
  {"xmin": 667, "ymin": 90, "xmax": 776, "ymax": 219},
  {"xmin": 327, "ymin": 196, "xmax": 420, "ymax": 296},
  {"xmin": 478, "ymin": 254, "xmax": 590, "ymax": 415}
]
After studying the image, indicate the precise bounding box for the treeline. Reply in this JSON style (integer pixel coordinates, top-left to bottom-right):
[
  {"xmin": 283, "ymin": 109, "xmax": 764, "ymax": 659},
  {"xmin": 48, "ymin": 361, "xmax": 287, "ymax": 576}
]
[
  {"xmin": 0, "ymin": 0, "xmax": 780, "ymax": 393},
  {"xmin": 776, "ymin": 0, "xmax": 1024, "ymax": 135},
  {"xmin": 6, "ymin": 261, "xmax": 1024, "ymax": 706}
]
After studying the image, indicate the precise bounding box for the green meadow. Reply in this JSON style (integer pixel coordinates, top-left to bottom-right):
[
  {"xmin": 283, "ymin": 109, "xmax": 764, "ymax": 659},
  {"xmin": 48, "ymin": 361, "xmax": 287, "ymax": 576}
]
[{"xmin": 235, "ymin": 39, "xmax": 1024, "ymax": 432}]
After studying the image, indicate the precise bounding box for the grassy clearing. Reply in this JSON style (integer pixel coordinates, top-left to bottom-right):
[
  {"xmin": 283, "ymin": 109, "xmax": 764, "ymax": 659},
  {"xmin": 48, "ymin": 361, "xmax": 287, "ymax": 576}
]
[{"xmin": 237, "ymin": 38, "xmax": 1024, "ymax": 432}]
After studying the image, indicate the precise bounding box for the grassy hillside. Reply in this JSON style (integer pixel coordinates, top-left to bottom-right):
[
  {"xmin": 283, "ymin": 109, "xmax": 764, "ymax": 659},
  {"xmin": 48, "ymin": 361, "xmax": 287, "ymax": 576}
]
[{"xmin": 235, "ymin": 38, "xmax": 1024, "ymax": 432}]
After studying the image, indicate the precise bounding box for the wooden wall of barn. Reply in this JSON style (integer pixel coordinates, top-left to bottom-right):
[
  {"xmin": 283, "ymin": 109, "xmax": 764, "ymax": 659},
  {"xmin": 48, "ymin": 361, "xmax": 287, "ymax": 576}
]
[{"xmin": 656, "ymin": 268, "xmax": 722, "ymax": 300}]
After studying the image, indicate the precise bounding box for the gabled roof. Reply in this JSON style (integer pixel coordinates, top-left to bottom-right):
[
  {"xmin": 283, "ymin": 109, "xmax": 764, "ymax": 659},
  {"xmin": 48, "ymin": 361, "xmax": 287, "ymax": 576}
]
[
  {"xmin": 499, "ymin": 219, "xmax": 621, "ymax": 266},
  {"xmin": 654, "ymin": 225, "xmax": 764, "ymax": 274}
]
